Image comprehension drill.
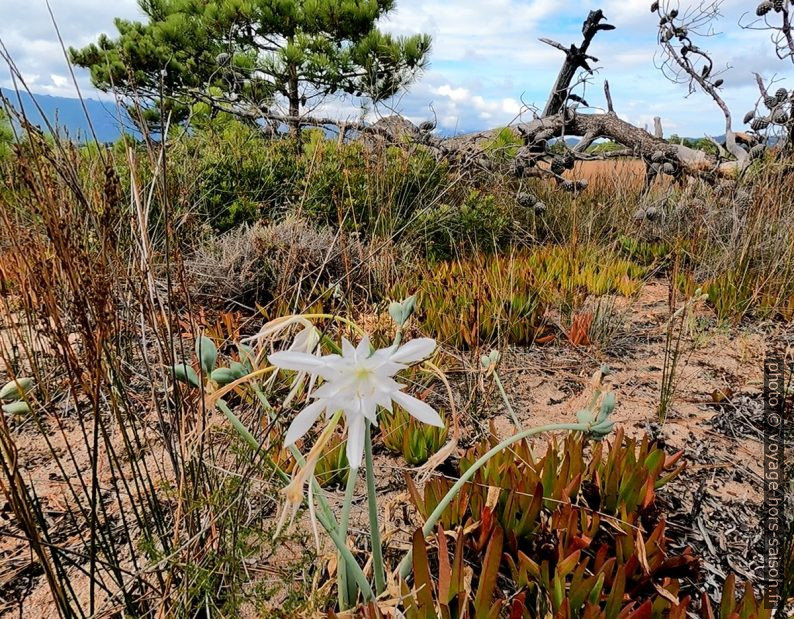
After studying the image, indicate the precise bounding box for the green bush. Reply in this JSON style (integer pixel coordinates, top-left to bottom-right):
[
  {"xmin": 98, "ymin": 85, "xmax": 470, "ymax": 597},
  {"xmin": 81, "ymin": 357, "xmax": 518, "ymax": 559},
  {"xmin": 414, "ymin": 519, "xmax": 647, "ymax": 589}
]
[{"xmin": 413, "ymin": 190, "xmax": 513, "ymax": 260}]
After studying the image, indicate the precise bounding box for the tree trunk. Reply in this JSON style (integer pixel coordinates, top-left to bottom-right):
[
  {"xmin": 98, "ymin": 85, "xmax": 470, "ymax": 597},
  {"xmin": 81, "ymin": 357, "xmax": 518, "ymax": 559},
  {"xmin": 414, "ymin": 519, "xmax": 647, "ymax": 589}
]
[{"xmin": 287, "ymin": 63, "xmax": 301, "ymax": 148}]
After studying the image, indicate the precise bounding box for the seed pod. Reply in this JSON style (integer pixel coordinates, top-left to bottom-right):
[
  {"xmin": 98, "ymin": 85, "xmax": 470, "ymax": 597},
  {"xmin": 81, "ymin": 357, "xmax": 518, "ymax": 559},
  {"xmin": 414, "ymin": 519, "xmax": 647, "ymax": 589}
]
[
  {"xmin": 196, "ymin": 335, "xmax": 217, "ymax": 376},
  {"xmin": 210, "ymin": 367, "xmax": 238, "ymax": 386},
  {"xmin": 757, "ymin": 1, "xmax": 773, "ymax": 15},
  {"xmin": 749, "ymin": 144, "xmax": 766, "ymax": 159},
  {"xmin": 0, "ymin": 377, "xmax": 34, "ymax": 401},
  {"xmin": 2, "ymin": 401, "xmax": 30, "ymax": 415},
  {"xmin": 171, "ymin": 363, "xmax": 200, "ymax": 388},
  {"xmin": 775, "ymin": 87, "xmax": 788, "ymax": 102},
  {"xmin": 751, "ymin": 117, "xmax": 770, "ymax": 131},
  {"xmin": 229, "ymin": 361, "xmax": 248, "ymax": 379},
  {"xmin": 765, "ymin": 95, "xmax": 779, "ymax": 110},
  {"xmin": 743, "ymin": 110, "xmax": 755, "ymax": 124}
]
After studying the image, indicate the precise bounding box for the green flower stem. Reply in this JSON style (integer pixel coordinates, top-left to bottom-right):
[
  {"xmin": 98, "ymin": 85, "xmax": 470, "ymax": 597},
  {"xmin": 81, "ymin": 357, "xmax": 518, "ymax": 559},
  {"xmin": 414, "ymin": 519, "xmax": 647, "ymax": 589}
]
[
  {"xmin": 365, "ymin": 421, "xmax": 387, "ymax": 595},
  {"xmin": 493, "ymin": 370, "xmax": 521, "ymax": 431},
  {"xmin": 397, "ymin": 421, "xmax": 594, "ymax": 580},
  {"xmin": 216, "ymin": 398, "xmax": 374, "ymax": 601},
  {"xmin": 338, "ymin": 467, "xmax": 357, "ymax": 610}
]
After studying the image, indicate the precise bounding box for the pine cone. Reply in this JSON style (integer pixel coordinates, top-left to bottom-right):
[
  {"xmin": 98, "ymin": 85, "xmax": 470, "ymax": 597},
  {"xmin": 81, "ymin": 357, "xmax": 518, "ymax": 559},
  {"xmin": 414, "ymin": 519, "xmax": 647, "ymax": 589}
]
[
  {"xmin": 775, "ymin": 87, "xmax": 788, "ymax": 102},
  {"xmin": 517, "ymin": 192, "xmax": 539, "ymax": 208},
  {"xmin": 650, "ymin": 1, "xmax": 659, "ymax": 12},
  {"xmin": 662, "ymin": 162, "xmax": 676, "ymax": 175},
  {"xmin": 749, "ymin": 144, "xmax": 766, "ymax": 160},
  {"xmin": 651, "ymin": 150, "xmax": 665, "ymax": 162},
  {"xmin": 774, "ymin": 0, "xmax": 785, "ymax": 11},
  {"xmin": 751, "ymin": 117, "xmax": 770, "ymax": 131},
  {"xmin": 773, "ymin": 109, "xmax": 789, "ymax": 124},
  {"xmin": 743, "ymin": 110, "xmax": 755, "ymax": 124},
  {"xmin": 757, "ymin": 1, "xmax": 773, "ymax": 15},
  {"xmin": 765, "ymin": 95, "xmax": 779, "ymax": 110},
  {"xmin": 562, "ymin": 152, "xmax": 575, "ymax": 169},
  {"xmin": 550, "ymin": 157, "xmax": 566, "ymax": 175}
]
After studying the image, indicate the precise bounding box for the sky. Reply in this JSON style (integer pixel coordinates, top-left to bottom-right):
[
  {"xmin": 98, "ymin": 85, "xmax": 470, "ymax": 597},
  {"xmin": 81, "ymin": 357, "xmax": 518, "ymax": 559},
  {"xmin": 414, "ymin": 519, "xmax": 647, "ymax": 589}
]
[{"xmin": 1, "ymin": 0, "xmax": 793, "ymax": 136}]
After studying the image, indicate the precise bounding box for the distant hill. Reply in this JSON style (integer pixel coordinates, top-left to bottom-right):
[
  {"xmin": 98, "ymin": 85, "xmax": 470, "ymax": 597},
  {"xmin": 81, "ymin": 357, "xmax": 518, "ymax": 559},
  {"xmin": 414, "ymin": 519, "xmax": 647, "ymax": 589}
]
[{"xmin": 1, "ymin": 88, "xmax": 128, "ymax": 143}]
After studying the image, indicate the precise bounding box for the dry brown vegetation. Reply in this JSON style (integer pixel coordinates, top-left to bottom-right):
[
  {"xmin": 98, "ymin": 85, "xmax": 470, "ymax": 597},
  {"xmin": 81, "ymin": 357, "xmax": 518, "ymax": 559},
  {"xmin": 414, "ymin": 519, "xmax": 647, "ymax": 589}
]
[{"xmin": 0, "ymin": 110, "xmax": 792, "ymax": 618}]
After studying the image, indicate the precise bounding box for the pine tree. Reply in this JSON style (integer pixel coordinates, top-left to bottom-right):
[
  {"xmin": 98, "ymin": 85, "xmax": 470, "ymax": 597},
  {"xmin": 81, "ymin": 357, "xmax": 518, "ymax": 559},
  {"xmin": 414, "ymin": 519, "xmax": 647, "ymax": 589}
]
[{"xmin": 69, "ymin": 0, "xmax": 431, "ymax": 136}]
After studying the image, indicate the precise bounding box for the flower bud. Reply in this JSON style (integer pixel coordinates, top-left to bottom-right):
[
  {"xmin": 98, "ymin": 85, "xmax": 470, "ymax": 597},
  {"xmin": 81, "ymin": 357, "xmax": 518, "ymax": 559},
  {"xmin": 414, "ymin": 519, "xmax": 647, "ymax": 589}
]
[{"xmin": 389, "ymin": 295, "xmax": 417, "ymax": 327}]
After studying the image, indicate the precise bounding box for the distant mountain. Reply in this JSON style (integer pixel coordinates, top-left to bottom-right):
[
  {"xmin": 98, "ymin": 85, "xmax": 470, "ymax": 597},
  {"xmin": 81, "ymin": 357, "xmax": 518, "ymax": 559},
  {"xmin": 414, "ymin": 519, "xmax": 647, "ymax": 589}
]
[{"xmin": 1, "ymin": 88, "xmax": 128, "ymax": 143}]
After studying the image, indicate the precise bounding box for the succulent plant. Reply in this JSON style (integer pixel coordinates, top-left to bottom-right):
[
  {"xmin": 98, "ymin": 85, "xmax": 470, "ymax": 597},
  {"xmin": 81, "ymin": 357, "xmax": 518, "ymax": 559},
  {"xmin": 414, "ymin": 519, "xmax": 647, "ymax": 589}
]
[{"xmin": 757, "ymin": 0, "xmax": 773, "ymax": 15}]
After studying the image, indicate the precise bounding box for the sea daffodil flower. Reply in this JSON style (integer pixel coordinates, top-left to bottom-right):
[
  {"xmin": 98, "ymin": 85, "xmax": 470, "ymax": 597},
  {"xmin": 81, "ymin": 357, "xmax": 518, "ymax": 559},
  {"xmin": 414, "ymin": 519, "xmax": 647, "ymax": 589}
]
[{"xmin": 269, "ymin": 335, "xmax": 442, "ymax": 468}]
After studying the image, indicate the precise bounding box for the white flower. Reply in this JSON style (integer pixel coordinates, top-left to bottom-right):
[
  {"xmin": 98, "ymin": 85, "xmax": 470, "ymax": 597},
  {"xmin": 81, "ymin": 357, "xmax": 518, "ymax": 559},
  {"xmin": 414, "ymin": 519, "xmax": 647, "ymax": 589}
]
[
  {"xmin": 269, "ymin": 335, "xmax": 442, "ymax": 468},
  {"xmin": 243, "ymin": 316, "xmax": 321, "ymax": 406}
]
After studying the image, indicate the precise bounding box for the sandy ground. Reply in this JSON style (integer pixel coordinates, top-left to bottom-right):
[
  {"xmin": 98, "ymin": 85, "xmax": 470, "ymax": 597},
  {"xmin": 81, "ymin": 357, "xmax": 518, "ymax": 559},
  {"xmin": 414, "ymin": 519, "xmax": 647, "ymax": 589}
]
[{"xmin": 0, "ymin": 279, "xmax": 789, "ymax": 616}]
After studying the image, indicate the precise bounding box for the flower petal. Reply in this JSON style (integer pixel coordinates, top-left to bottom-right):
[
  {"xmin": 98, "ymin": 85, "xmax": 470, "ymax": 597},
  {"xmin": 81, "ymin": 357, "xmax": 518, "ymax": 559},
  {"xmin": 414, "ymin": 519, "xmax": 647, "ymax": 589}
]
[
  {"xmin": 390, "ymin": 338, "xmax": 437, "ymax": 365},
  {"xmin": 356, "ymin": 335, "xmax": 371, "ymax": 358},
  {"xmin": 392, "ymin": 390, "xmax": 443, "ymax": 427},
  {"xmin": 284, "ymin": 400, "xmax": 326, "ymax": 446},
  {"xmin": 345, "ymin": 414, "xmax": 366, "ymax": 469},
  {"xmin": 269, "ymin": 350, "xmax": 327, "ymax": 374},
  {"xmin": 341, "ymin": 337, "xmax": 356, "ymax": 358}
]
